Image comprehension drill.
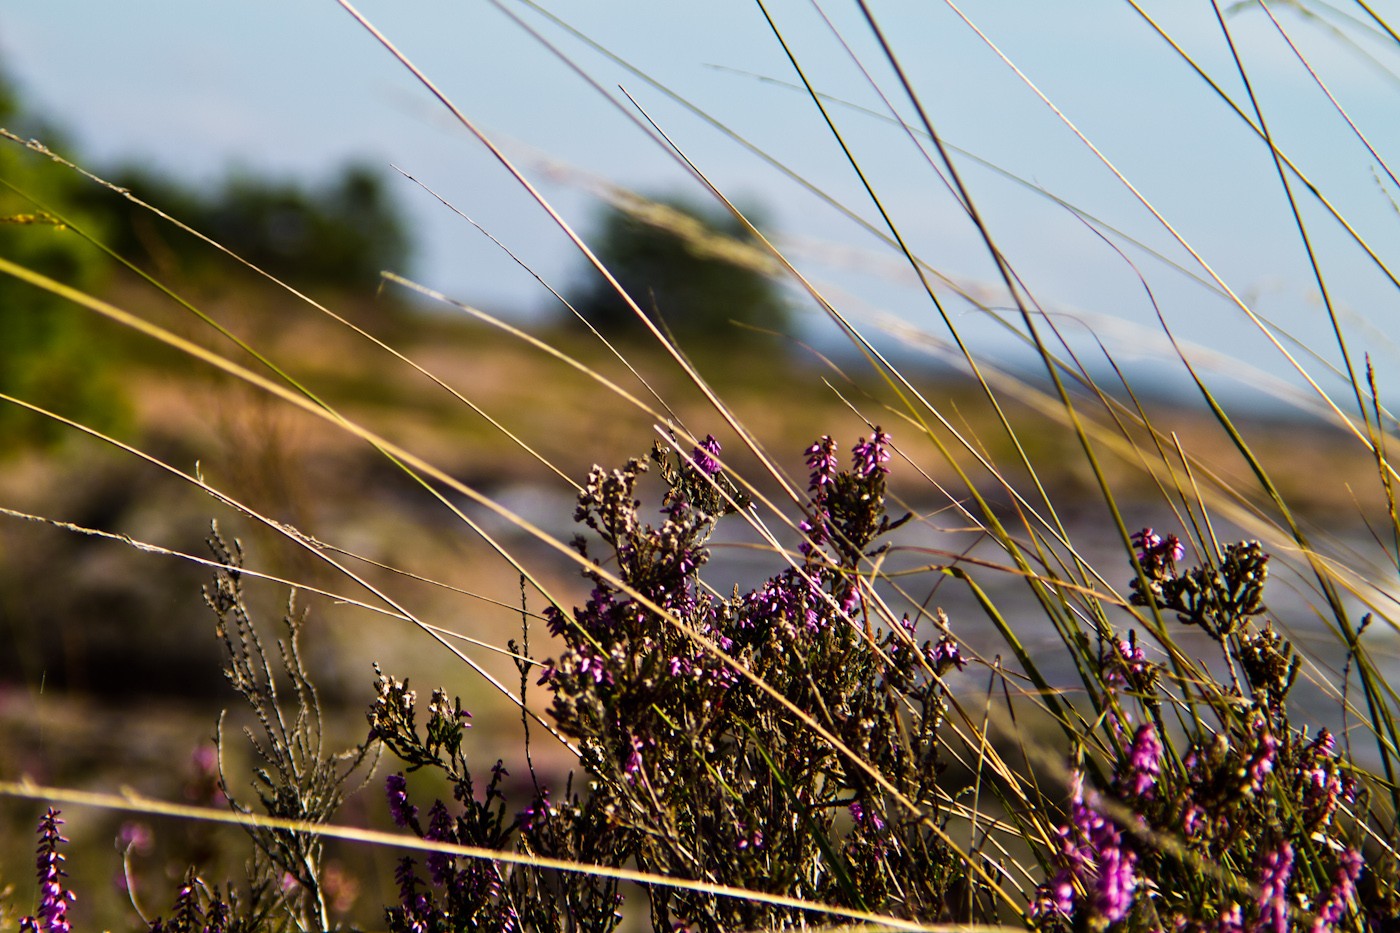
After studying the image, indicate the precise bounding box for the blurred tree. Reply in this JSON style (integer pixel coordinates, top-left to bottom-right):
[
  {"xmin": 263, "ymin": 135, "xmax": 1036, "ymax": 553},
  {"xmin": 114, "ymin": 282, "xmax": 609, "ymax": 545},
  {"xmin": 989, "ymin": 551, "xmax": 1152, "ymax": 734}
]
[
  {"xmin": 88, "ymin": 160, "xmax": 412, "ymax": 290},
  {"xmin": 572, "ymin": 193, "xmax": 790, "ymax": 343},
  {"xmin": 0, "ymin": 75, "xmax": 128, "ymax": 451}
]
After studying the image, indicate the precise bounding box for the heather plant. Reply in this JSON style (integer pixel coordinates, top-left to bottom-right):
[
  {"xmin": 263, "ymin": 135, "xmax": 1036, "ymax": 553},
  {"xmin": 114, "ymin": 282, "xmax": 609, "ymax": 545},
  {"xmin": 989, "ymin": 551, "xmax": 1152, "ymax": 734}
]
[
  {"xmin": 1028, "ymin": 529, "xmax": 1388, "ymax": 929},
  {"xmin": 17, "ymin": 808, "xmax": 75, "ymax": 933},
  {"xmin": 193, "ymin": 528, "xmax": 375, "ymax": 933},
  {"xmin": 365, "ymin": 430, "xmax": 981, "ymax": 931},
  {"xmin": 5, "ymin": 3, "xmax": 1400, "ymax": 933}
]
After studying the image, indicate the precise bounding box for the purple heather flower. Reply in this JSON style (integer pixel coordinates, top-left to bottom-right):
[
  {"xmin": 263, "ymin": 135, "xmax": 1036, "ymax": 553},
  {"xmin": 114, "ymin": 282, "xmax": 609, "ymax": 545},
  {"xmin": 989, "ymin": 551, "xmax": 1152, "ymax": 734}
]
[
  {"xmin": 394, "ymin": 857, "xmax": 430, "ymax": 933},
  {"xmin": 798, "ymin": 517, "xmax": 828, "ymax": 554},
  {"xmin": 1132, "ymin": 527, "xmax": 1162, "ymax": 558},
  {"xmin": 735, "ymin": 821, "xmax": 765, "ymax": 851},
  {"xmin": 1246, "ymin": 723, "xmax": 1279, "ymax": 792},
  {"xmin": 1217, "ymin": 904, "xmax": 1245, "ymax": 933},
  {"xmin": 849, "ymin": 800, "xmax": 887, "ymax": 833},
  {"xmin": 1035, "ymin": 772, "xmax": 1140, "ymax": 925},
  {"xmin": 26, "ymin": 809, "xmax": 74, "ymax": 933},
  {"xmin": 519, "ymin": 790, "xmax": 551, "ymax": 834},
  {"xmin": 1094, "ymin": 841, "xmax": 1137, "ymax": 924},
  {"xmin": 576, "ymin": 651, "xmax": 610, "ymax": 685},
  {"xmin": 1311, "ymin": 847, "xmax": 1362, "ymax": 931},
  {"xmin": 804, "ymin": 436, "xmax": 839, "ymax": 491},
  {"xmin": 1030, "ymin": 876, "xmax": 1076, "ymax": 920},
  {"xmin": 1068, "ymin": 775, "xmax": 1138, "ymax": 924},
  {"xmin": 19, "ymin": 809, "xmax": 75, "ymax": 933},
  {"xmin": 424, "ymin": 800, "xmax": 457, "ymax": 887},
  {"xmin": 1117, "ymin": 637, "xmax": 1148, "ymax": 667},
  {"xmin": 624, "ymin": 734, "xmax": 651, "ymax": 780},
  {"xmin": 1182, "ymin": 804, "xmax": 1205, "ymax": 839},
  {"xmin": 1253, "ymin": 841, "xmax": 1294, "ymax": 933},
  {"xmin": 1132, "ymin": 527, "xmax": 1185, "ymax": 569},
  {"xmin": 1300, "ymin": 729, "xmax": 1354, "ymax": 831},
  {"xmin": 1105, "ymin": 636, "xmax": 1151, "ymax": 694},
  {"xmin": 1117, "ymin": 722, "xmax": 1163, "ymax": 798},
  {"xmin": 386, "ymin": 773, "xmax": 418, "ymax": 828},
  {"xmin": 691, "ymin": 435, "xmax": 722, "ymax": 477},
  {"xmin": 926, "ymin": 635, "xmax": 966, "ymax": 675},
  {"xmin": 850, "ymin": 428, "xmax": 892, "ymax": 478}
]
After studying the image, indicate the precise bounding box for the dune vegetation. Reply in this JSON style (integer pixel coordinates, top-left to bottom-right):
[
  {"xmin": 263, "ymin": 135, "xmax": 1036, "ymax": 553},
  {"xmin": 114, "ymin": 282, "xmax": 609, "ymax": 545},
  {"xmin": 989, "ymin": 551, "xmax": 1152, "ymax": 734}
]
[{"xmin": 3, "ymin": 3, "xmax": 1400, "ymax": 931}]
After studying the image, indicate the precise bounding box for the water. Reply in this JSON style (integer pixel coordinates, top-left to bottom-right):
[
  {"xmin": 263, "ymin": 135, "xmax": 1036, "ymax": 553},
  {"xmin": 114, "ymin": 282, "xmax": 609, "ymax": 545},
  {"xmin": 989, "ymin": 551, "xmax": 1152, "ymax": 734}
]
[{"xmin": 465, "ymin": 482, "xmax": 1400, "ymax": 762}]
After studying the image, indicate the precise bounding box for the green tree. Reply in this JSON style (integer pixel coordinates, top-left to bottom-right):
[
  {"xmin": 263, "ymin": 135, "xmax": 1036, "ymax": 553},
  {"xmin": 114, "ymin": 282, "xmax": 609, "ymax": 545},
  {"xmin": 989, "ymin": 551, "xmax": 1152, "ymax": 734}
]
[
  {"xmin": 573, "ymin": 193, "xmax": 790, "ymax": 343},
  {"xmin": 87, "ymin": 160, "xmax": 412, "ymax": 290},
  {"xmin": 0, "ymin": 77, "xmax": 127, "ymax": 451}
]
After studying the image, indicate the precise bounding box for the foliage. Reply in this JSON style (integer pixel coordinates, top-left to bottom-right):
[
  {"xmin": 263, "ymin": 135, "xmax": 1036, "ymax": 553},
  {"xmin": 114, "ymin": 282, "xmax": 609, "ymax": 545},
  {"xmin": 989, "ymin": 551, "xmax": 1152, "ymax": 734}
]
[
  {"xmin": 0, "ymin": 75, "xmax": 128, "ymax": 452},
  {"xmin": 6, "ymin": 3, "xmax": 1400, "ymax": 933},
  {"xmin": 132, "ymin": 528, "xmax": 374, "ymax": 933},
  {"xmin": 571, "ymin": 194, "xmax": 789, "ymax": 344},
  {"xmin": 81, "ymin": 161, "xmax": 413, "ymax": 291},
  {"xmin": 366, "ymin": 433, "xmax": 989, "ymax": 931},
  {"xmin": 1028, "ymin": 528, "xmax": 1387, "ymax": 929}
]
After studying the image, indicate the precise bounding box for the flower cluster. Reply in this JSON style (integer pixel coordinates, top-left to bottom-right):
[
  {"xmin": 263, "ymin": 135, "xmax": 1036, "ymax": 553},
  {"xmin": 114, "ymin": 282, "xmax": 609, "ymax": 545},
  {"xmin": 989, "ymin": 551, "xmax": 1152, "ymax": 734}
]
[
  {"xmin": 369, "ymin": 432, "xmax": 977, "ymax": 931},
  {"xmin": 19, "ymin": 808, "xmax": 75, "ymax": 933},
  {"xmin": 368, "ymin": 684, "xmax": 520, "ymax": 933},
  {"xmin": 1034, "ymin": 534, "xmax": 1382, "ymax": 930},
  {"xmin": 1129, "ymin": 531, "xmax": 1268, "ymax": 638},
  {"xmin": 1034, "ymin": 724, "xmax": 1164, "ymax": 927},
  {"xmin": 146, "ymin": 871, "xmax": 232, "ymax": 933}
]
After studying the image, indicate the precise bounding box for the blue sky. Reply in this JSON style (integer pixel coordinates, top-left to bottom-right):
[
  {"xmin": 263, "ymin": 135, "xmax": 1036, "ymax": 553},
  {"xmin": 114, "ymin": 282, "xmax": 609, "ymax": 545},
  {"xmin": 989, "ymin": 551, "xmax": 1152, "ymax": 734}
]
[{"xmin": 5, "ymin": 2, "xmax": 1400, "ymax": 409}]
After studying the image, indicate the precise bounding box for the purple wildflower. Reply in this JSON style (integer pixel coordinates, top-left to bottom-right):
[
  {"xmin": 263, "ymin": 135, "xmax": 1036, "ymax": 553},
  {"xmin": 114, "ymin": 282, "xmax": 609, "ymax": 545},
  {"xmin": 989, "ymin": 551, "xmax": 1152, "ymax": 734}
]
[
  {"xmin": 1245, "ymin": 723, "xmax": 1279, "ymax": 792},
  {"xmin": 394, "ymin": 857, "xmax": 430, "ymax": 933},
  {"xmin": 798, "ymin": 516, "xmax": 827, "ymax": 554},
  {"xmin": 1311, "ymin": 847, "xmax": 1362, "ymax": 931},
  {"xmin": 1182, "ymin": 803, "xmax": 1205, "ymax": 839},
  {"xmin": 424, "ymin": 800, "xmax": 457, "ymax": 887},
  {"xmin": 1299, "ymin": 729, "xmax": 1353, "ymax": 831},
  {"xmin": 1094, "ymin": 841, "xmax": 1137, "ymax": 924},
  {"xmin": 1116, "ymin": 722, "xmax": 1163, "ymax": 799},
  {"xmin": 1030, "ymin": 877, "xmax": 1076, "ymax": 921},
  {"xmin": 18, "ymin": 808, "xmax": 74, "ymax": 933},
  {"xmin": 926, "ymin": 634, "xmax": 966, "ymax": 675},
  {"xmin": 804, "ymin": 436, "xmax": 839, "ymax": 491},
  {"xmin": 839, "ymin": 583, "xmax": 863, "ymax": 616},
  {"xmin": 735, "ymin": 821, "xmax": 765, "ymax": 851},
  {"xmin": 386, "ymin": 772, "xmax": 418, "ymax": 828},
  {"xmin": 1252, "ymin": 841, "xmax": 1293, "ymax": 933},
  {"xmin": 519, "ymin": 790, "xmax": 551, "ymax": 834},
  {"xmin": 1132, "ymin": 527, "xmax": 1185, "ymax": 566},
  {"xmin": 691, "ymin": 435, "xmax": 722, "ymax": 476},
  {"xmin": 849, "ymin": 800, "xmax": 887, "ymax": 833},
  {"xmin": 575, "ymin": 649, "xmax": 613, "ymax": 685},
  {"xmin": 1132, "ymin": 527, "xmax": 1162, "ymax": 559},
  {"xmin": 1033, "ymin": 772, "xmax": 1139, "ymax": 925},
  {"xmin": 1105, "ymin": 635, "xmax": 1152, "ymax": 695},
  {"xmin": 850, "ymin": 428, "xmax": 892, "ymax": 478},
  {"xmin": 624, "ymin": 734, "xmax": 652, "ymax": 780}
]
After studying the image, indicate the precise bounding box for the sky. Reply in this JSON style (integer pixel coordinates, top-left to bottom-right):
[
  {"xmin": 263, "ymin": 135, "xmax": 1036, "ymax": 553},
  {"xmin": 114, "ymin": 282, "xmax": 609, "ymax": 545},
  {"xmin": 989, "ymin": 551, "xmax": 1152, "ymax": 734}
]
[{"xmin": 5, "ymin": 1, "xmax": 1400, "ymax": 411}]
